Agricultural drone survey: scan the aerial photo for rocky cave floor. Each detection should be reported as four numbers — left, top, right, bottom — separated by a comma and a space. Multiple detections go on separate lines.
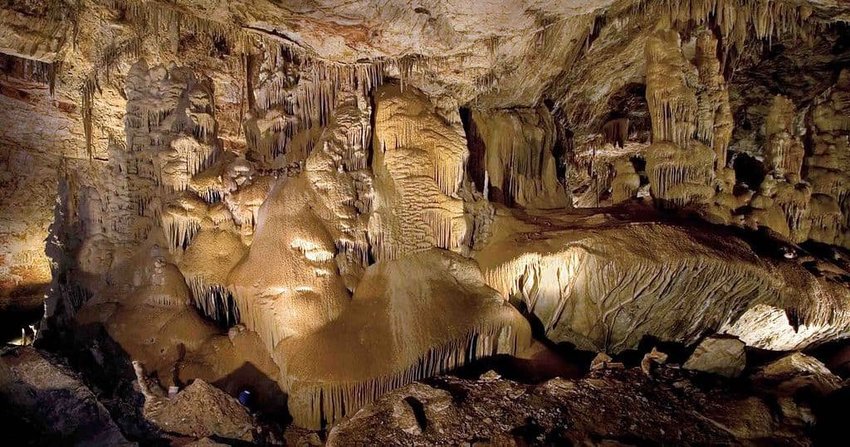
4, 326, 850, 446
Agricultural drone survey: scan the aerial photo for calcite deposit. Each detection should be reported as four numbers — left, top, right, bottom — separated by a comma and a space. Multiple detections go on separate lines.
2, 0, 850, 444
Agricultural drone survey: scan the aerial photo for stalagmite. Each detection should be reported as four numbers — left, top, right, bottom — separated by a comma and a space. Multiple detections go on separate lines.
645, 30, 697, 148
695, 30, 733, 170
805, 70, 850, 247
369, 84, 476, 261
602, 118, 629, 148
304, 89, 374, 288
228, 174, 352, 353
765, 95, 804, 179
773, 181, 812, 243
611, 159, 641, 204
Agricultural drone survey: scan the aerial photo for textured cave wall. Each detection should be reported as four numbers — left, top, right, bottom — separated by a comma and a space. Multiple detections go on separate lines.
0, 145, 56, 325
463, 106, 569, 209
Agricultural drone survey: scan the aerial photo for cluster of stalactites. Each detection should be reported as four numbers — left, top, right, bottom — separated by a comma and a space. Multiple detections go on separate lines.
160, 212, 200, 251
80, 35, 144, 156
467, 108, 569, 209
646, 141, 716, 208
108, 0, 250, 50
694, 30, 733, 170
645, 30, 698, 149
186, 277, 240, 328
119, 62, 224, 249
247, 45, 467, 164
662, 0, 818, 51
0, 53, 59, 94
256, 58, 384, 123
84, 0, 391, 167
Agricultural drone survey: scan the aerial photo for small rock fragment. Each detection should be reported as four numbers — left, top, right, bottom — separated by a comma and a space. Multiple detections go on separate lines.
479, 370, 502, 381
591, 352, 624, 370
591, 352, 613, 370
641, 347, 668, 375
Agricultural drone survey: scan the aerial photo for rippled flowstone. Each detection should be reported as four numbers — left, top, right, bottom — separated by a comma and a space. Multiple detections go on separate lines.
478, 207, 850, 353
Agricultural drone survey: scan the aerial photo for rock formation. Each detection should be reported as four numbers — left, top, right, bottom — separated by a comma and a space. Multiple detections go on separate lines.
2, 0, 850, 444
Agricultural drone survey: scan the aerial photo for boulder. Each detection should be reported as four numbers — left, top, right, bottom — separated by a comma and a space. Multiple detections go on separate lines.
684, 336, 747, 378
751, 352, 842, 397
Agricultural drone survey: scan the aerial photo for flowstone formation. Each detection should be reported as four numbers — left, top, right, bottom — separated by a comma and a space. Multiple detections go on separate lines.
3, 0, 850, 444
478, 207, 850, 353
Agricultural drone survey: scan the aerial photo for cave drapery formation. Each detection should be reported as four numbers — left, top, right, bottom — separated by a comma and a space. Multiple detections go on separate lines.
4, 0, 850, 442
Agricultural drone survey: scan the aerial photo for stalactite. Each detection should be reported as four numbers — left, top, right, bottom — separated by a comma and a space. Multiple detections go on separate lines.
186, 277, 240, 328
81, 75, 98, 158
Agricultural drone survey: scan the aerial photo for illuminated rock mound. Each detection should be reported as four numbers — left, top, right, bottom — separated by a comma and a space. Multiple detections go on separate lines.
280, 249, 531, 428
